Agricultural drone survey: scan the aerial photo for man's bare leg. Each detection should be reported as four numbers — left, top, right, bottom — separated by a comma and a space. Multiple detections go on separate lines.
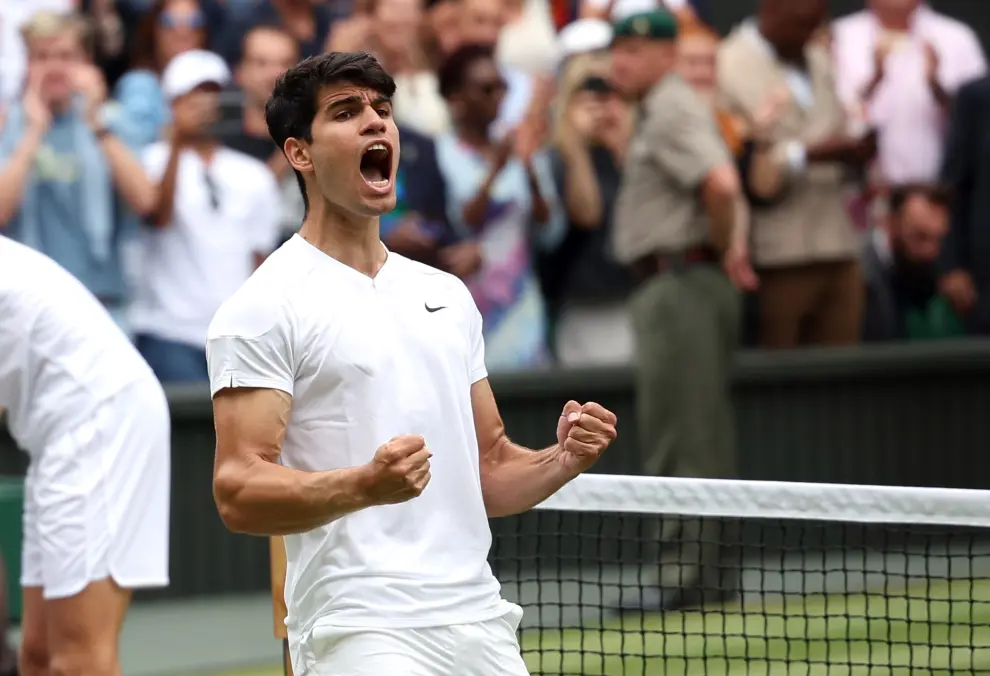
46, 578, 131, 676
19, 587, 49, 676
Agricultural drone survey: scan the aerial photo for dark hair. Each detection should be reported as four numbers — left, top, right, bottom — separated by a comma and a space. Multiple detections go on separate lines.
266, 51, 397, 216
130, 0, 208, 73
437, 43, 495, 100
888, 183, 952, 216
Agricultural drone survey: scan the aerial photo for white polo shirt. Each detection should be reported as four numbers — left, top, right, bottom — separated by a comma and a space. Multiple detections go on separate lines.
0, 236, 154, 454
206, 235, 510, 646
133, 143, 282, 348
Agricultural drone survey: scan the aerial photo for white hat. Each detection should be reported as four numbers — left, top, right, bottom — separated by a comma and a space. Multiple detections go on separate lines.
556, 19, 613, 65
161, 49, 231, 102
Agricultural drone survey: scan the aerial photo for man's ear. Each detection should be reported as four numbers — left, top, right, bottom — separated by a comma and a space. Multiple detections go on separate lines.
283, 137, 313, 174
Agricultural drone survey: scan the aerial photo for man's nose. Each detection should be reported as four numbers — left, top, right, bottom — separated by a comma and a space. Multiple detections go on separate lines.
359, 108, 387, 135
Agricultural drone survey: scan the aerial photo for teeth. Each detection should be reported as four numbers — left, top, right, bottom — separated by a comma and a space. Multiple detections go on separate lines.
368, 143, 387, 152
369, 179, 390, 188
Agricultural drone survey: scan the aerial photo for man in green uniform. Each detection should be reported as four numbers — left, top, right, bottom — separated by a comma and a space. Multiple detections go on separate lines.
610, 9, 744, 611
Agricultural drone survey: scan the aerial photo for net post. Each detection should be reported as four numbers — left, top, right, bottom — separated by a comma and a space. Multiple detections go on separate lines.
270, 536, 292, 676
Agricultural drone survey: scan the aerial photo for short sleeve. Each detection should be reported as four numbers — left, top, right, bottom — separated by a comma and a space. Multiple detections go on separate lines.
462, 285, 487, 384
648, 92, 731, 190
206, 292, 296, 397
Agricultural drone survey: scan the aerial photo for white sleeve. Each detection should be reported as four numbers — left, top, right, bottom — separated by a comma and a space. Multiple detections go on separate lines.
206, 293, 296, 397
141, 143, 169, 183
464, 287, 487, 384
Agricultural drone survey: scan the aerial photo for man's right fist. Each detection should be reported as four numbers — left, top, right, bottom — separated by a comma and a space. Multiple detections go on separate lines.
365, 435, 432, 505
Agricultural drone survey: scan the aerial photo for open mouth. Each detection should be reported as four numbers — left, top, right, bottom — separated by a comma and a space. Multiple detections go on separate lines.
359, 142, 393, 190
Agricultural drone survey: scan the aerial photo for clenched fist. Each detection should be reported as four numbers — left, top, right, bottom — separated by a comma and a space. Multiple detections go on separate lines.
554, 401, 617, 475
365, 435, 432, 505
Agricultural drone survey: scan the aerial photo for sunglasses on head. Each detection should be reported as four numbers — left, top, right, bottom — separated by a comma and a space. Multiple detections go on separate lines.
159, 10, 206, 30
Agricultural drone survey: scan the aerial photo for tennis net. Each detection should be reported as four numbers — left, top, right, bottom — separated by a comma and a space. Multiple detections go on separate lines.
489, 474, 990, 675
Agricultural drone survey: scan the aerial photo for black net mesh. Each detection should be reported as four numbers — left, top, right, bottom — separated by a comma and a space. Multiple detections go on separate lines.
490, 508, 990, 675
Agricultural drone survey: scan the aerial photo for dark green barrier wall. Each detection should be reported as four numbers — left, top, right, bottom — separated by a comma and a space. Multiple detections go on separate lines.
2, 341, 989, 600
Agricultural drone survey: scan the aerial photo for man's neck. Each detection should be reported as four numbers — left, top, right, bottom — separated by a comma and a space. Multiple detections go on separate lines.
243, 104, 269, 138
456, 123, 491, 149
298, 206, 386, 278
872, 2, 920, 31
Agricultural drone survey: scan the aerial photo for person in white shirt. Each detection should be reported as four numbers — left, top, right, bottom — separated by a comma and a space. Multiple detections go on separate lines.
0, 235, 170, 676
207, 51, 618, 676
135, 49, 283, 383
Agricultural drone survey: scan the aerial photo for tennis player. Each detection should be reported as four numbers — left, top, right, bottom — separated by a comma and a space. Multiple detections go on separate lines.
208, 51, 618, 676
0, 235, 170, 676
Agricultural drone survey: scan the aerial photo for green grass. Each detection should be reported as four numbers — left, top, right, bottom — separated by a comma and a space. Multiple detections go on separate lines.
189, 579, 990, 675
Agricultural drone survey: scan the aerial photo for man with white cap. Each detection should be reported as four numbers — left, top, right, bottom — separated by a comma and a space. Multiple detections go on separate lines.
135, 49, 283, 383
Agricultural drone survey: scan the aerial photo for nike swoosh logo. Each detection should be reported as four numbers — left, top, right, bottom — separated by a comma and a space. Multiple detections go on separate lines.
425, 304, 446, 313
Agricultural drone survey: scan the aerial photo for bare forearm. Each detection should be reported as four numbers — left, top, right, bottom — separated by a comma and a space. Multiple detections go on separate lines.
702, 189, 737, 251
525, 165, 550, 224
0, 127, 45, 226
481, 440, 573, 518
150, 143, 182, 227
101, 134, 156, 217
214, 460, 374, 536
462, 170, 498, 228
561, 146, 602, 227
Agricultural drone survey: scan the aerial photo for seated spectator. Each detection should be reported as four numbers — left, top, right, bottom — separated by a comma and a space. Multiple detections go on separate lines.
114, 0, 209, 148
212, 0, 340, 66
862, 184, 960, 341
0, 11, 155, 329
381, 125, 480, 278
135, 50, 282, 383
543, 56, 635, 366
436, 44, 564, 371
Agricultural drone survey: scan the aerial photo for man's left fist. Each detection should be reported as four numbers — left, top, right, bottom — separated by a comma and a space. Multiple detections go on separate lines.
555, 400, 618, 474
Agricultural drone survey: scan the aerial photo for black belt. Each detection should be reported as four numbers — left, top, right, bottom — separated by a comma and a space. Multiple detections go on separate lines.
629, 246, 719, 283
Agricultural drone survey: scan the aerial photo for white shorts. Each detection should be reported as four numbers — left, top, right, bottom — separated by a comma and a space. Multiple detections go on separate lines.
296, 604, 530, 676
20, 378, 171, 600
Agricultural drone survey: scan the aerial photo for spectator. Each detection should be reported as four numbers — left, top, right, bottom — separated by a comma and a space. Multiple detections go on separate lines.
212, 0, 339, 66
937, 74, 990, 334
497, 0, 558, 76
222, 25, 299, 174
334, 0, 451, 136
435, 44, 564, 371
609, 8, 742, 611
423, 0, 461, 65
543, 56, 635, 366
718, 0, 875, 349
455, 0, 536, 135
862, 183, 959, 341
114, 0, 209, 148
134, 50, 282, 383
833, 0, 986, 186
380, 125, 478, 278
0, 11, 155, 328
0, 0, 73, 105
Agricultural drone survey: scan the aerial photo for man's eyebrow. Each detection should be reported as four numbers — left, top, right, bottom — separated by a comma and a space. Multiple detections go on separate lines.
324, 95, 393, 111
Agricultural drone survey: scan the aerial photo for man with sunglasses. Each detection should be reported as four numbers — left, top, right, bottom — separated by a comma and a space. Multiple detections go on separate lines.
134, 49, 283, 383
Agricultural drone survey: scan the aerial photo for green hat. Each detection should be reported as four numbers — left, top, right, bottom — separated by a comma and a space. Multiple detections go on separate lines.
611, 9, 678, 43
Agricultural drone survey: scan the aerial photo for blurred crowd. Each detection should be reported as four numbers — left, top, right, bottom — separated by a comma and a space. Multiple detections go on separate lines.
1, 0, 989, 385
